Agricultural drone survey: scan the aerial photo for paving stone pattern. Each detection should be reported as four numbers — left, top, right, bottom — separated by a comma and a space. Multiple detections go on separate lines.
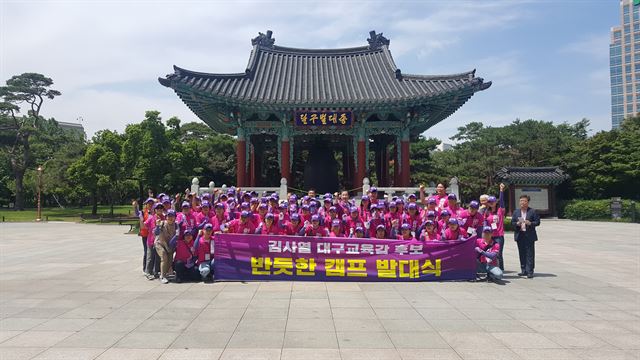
0, 221, 638, 359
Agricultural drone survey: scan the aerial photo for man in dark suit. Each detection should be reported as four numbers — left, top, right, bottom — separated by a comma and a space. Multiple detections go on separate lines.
511, 195, 540, 278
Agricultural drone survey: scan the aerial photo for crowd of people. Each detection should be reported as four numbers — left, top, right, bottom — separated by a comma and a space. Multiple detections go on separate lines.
134, 182, 540, 284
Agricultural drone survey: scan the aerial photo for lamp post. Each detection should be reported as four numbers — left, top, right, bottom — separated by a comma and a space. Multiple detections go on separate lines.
36, 166, 42, 222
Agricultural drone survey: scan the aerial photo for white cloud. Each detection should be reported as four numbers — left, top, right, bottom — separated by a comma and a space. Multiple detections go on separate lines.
560, 33, 611, 61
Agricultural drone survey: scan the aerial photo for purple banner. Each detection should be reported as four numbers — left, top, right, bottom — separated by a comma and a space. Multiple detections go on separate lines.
213, 234, 477, 282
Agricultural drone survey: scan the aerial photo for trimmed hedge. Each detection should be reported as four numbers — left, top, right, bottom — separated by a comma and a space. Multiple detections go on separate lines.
563, 199, 639, 221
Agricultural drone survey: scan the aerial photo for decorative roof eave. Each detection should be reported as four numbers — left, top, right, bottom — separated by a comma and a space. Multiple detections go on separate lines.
169, 75, 489, 111
495, 167, 569, 185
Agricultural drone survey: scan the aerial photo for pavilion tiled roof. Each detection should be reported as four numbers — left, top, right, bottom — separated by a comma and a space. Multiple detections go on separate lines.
159, 30, 491, 134
495, 167, 568, 185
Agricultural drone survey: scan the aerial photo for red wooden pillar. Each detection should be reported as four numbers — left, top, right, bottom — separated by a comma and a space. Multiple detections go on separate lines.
281, 139, 290, 183
249, 144, 256, 187
356, 139, 366, 190
393, 143, 400, 186
401, 140, 410, 186
236, 138, 246, 187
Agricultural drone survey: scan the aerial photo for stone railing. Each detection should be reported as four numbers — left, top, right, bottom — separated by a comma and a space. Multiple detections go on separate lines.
190, 176, 459, 202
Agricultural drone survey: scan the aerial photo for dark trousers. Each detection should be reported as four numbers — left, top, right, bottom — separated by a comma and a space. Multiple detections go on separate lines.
141, 236, 147, 271
492, 236, 505, 271
516, 238, 535, 274
174, 260, 200, 282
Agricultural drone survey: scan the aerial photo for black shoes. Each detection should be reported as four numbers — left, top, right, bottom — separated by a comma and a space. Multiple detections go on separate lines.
527, 273, 534, 279
518, 271, 527, 277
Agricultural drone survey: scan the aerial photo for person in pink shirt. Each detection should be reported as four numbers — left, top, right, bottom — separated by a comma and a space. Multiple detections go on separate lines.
144, 203, 164, 279
351, 226, 366, 238
225, 211, 257, 234
374, 224, 389, 240
173, 229, 199, 283
459, 201, 484, 238
394, 223, 416, 240
396, 199, 405, 216
299, 205, 312, 223
304, 215, 330, 237
196, 223, 215, 282
434, 183, 448, 210
359, 196, 372, 222
210, 203, 228, 233
368, 187, 380, 205
445, 194, 464, 218
177, 201, 197, 238
438, 209, 451, 230
418, 220, 440, 241
329, 219, 345, 238
484, 183, 506, 271
195, 201, 213, 228
475, 226, 503, 282
345, 206, 365, 235
283, 213, 305, 236
324, 206, 340, 228
405, 203, 421, 232
367, 204, 386, 238
441, 218, 466, 241
384, 201, 405, 230
256, 213, 282, 235
424, 210, 440, 233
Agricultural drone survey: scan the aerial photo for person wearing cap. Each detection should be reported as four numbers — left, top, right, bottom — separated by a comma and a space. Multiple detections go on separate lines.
438, 209, 451, 230
393, 223, 416, 240
299, 204, 312, 224
345, 206, 365, 236
350, 226, 366, 238
367, 205, 386, 238
407, 193, 418, 204
177, 201, 197, 240
406, 203, 421, 232
423, 197, 440, 216
134, 197, 155, 274
210, 203, 229, 233
476, 226, 503, 282
144, 202, 165, 279
195, 201, 213, 230
441, 218, 466, 241
416, 211, 441, 239
174, 228, 199, 283
511, 194, 540, 278
368, 186, 380, 205
329, 219, 345, 238
374, 224, 389, 240
484, 183, 506, 271
445, 193, 463, 218
323, 206, 341, 229
418, 220, 440, 241
256, 213, 282, 235
225, 211, 257, 234
154, 210, 180, 284
283, 213, 305, 236
384, 201, 407, 231
359, 196, 372, 222
459, 200, 484, 238
196, 223, 216, 281
257, 203, 269, 223
161, 196, 172, 212
304, 214, 330, 237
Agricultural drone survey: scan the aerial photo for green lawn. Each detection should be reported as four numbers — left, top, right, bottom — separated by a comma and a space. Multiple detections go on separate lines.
0, 205, 134, 222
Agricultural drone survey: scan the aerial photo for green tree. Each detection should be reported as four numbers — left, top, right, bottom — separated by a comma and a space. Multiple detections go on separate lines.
67, 130, 125, 215
0, 73, 61, 210
566, 116, 640, 199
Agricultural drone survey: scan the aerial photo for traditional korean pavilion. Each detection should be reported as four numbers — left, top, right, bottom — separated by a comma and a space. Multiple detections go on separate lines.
159, 30, 491, 193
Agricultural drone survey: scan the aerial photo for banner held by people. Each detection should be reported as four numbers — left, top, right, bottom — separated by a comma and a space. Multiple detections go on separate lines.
213, 234, 477, 282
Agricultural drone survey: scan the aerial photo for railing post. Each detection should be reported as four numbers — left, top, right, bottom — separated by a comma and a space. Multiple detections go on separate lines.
449, 177, 459, 200
279, 178, 288, 201
362, 177, 371, 195
191, 177, 200, 195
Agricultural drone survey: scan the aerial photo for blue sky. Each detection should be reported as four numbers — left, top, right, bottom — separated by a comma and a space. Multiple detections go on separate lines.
1, 1, 617, 142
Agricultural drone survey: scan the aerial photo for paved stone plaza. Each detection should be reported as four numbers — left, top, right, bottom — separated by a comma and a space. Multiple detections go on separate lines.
0, 221, 638, 360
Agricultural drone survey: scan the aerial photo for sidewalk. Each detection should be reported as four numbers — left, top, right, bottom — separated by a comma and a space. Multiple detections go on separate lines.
0, 221, 638, 359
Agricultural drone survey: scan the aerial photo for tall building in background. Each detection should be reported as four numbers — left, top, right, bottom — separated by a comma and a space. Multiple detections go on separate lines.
610, 0, 640, 129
